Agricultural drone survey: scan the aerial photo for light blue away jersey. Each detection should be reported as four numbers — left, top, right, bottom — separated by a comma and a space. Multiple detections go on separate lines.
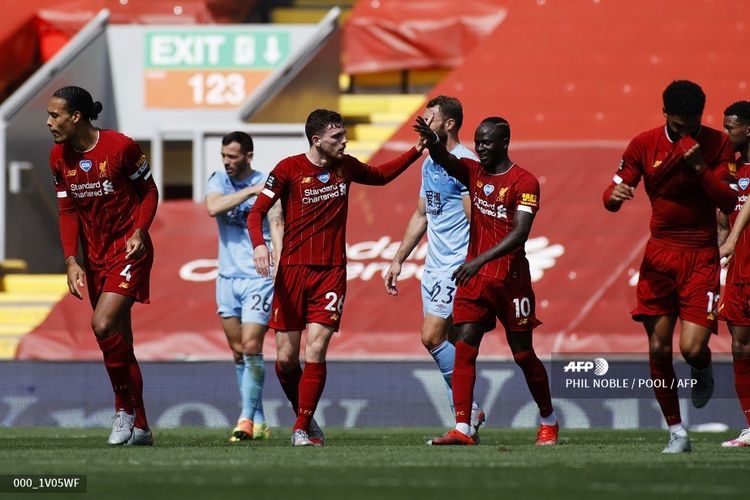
207, 169, 271, 278
419, 143, 476, 271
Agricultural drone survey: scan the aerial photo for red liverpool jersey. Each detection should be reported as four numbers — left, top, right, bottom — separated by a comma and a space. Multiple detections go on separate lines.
457, 159, 540, 281
248, 148, 421, 265
604, 125, 736, 248
50, 129, 158, 269
727, 162, 750, 284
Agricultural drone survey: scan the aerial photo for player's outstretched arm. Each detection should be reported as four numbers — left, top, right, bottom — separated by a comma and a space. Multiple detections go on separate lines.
353, 147, 423, 186
452, 211, 534, 286
385, 198, 427, 296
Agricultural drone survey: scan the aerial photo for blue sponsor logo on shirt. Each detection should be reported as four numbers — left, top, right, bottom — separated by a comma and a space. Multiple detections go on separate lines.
317, 172, 330, 183
79, 160, 92, 172
483, 184, 495, 196
739, 177, 749, 190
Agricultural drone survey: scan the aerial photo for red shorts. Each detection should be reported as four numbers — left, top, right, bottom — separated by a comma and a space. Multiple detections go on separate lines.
86, 248, 153, 307
719, 282, 750, 326
453, 274, 542, 332
270, 265, 346, 331
632, 240, 719, 332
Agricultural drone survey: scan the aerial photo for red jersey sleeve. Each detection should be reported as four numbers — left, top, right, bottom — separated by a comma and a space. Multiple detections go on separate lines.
122, 141, 159, 231
515, 172, 541, 216
248, 160, 289, 248
603, 138, 643, 210
350, 147, 421, 185
50, 151, 79, 259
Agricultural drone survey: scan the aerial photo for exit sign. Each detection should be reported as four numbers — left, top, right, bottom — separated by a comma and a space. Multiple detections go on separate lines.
144, 30, 292, 108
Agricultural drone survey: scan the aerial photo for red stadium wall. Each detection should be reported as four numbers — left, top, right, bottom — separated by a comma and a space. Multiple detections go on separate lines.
19, 0, 744, 360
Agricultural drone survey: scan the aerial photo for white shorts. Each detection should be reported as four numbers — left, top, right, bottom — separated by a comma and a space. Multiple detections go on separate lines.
216, 275, 274, 325
421, 270, 458, 319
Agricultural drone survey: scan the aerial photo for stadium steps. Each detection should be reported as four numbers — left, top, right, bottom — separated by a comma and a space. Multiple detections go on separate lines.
339, 94, 425, 162
271, 0, 354, 25
0, 274, 67, 359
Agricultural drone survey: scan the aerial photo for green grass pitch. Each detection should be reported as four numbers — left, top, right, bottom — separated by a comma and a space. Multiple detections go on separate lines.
0, 428, 746, 500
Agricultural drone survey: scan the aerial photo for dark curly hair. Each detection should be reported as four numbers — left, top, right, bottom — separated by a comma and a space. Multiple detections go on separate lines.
662, 80, 705, 116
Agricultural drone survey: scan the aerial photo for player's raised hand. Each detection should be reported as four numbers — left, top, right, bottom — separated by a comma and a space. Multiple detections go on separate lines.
682, 143, 707, 171
65, 257, 85, 300
452, 258, 484, 287
253, 245, 272, 277
384, 261, 402, 296
413, 115, 439, 145
125, 229, 146, 259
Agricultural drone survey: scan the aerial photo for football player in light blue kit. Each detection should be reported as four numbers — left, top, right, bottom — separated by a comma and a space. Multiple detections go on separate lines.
385, 96, 485, 435
206, 131, 283, 442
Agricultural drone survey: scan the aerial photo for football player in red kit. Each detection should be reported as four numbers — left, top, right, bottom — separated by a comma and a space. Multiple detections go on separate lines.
603, 81, 737, 453
48, 86, 157, 446
717, 100, 750, 447
248, 109, 423, 446
414, 114, 559, 447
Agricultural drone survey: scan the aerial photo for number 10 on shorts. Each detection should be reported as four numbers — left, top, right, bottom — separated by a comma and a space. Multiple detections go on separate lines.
513, 297, 531, 318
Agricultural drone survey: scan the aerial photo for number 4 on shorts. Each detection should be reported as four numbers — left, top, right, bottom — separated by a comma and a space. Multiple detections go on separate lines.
120, 264, 132, 282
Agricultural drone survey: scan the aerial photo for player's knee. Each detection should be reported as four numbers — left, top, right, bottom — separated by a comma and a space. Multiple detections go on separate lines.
305, 339, 327, 359
456, 330, 482, 348
679, 345, 706, 364
275, 348, 299, 369
420, 326, 445, 351
242, 338, 263, 355
648, 338, 671, 357
731, 336, 750, 359
90, 316, 117, 339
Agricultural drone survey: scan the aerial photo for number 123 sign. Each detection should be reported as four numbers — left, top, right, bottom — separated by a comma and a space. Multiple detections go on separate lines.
144, 30, 290, 108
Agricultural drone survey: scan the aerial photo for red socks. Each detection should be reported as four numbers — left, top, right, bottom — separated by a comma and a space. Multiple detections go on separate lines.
294, 362, 327, 432
276, 361, 303, 414
513, 350, 554, 418
97, 333, 133, 415
127, 346, 148, 429
733, 358, 750, 427
649, 355, 681, 426
97, 333, 148, 429
453, 341, 479, 425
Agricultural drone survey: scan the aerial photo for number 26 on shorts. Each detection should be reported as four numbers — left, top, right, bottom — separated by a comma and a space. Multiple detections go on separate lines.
324, 291, 345, 314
